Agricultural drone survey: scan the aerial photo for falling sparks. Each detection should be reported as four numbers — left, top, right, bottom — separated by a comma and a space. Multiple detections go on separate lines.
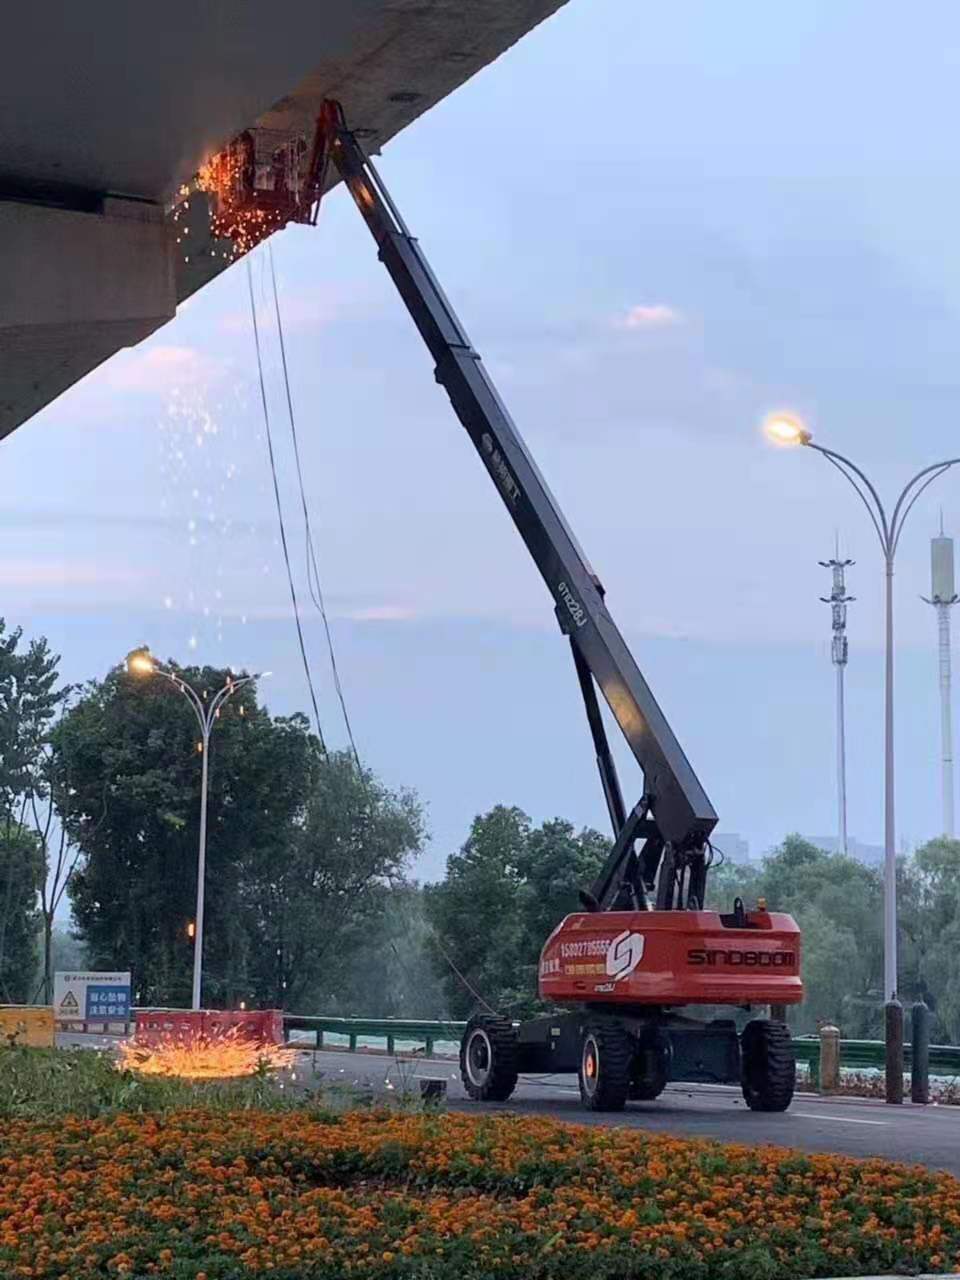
118, 1027, 296, 1080
187, 128, 315, 262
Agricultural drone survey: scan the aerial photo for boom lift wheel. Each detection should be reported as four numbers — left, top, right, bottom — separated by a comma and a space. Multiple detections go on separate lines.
629, 1028, 670, 1101
578, 1019, 633, 1111
740, 1018, 795, 1112
460, 1014, 519, 1102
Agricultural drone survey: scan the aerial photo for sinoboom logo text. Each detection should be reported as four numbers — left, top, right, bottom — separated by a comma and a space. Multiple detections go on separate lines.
687, 949, 796, 968
606, 930, 645, 981
558, 581, 587, 629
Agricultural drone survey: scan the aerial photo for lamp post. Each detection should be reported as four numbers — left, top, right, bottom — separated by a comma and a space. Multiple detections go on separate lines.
764, 413, 959, 1005
126, 649, 267, 1010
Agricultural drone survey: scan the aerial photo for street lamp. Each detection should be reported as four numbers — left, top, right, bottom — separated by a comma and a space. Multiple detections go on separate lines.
125, 648, 269, 1010
763, 414, 960, 1007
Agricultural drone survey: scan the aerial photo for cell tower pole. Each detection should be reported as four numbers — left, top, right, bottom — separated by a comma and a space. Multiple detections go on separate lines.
937, 602, 955, 838
924, 518, 957, 838
821, 546, 854, 856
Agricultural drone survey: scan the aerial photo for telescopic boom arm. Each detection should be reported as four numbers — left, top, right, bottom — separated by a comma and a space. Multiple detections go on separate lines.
311, 101, 717, 910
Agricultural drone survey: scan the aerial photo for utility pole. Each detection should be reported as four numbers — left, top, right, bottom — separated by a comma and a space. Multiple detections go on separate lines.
922, 513, 957, 838
820, 540, 854, 855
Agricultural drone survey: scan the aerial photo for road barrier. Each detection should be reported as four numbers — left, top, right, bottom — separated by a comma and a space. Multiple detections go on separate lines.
0, 1005, 54, 1048
134, 1008, 283, 1046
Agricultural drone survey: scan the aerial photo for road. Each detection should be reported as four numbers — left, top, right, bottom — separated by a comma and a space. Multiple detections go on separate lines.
300, 1047, 960, 1175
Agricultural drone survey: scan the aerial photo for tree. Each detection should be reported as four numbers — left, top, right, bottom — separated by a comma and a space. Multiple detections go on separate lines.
425, 806, 609, 1018
0, 829, 42, 1001
240, 751, 425, 1011
50, 926, 87, 974
328, 883, 447, 1019
425, 806, 528, 1019
57, 661, 319, 1007
0, 619, 66, 999
751, 835, 883, 1036
900, 837, 960, 1041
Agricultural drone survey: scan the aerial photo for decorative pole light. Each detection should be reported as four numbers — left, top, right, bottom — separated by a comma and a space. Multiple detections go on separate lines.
922, 514, 958, 838
819, 539, 854, 856
763, 413, 960, 1101
125, 648, 269, 1010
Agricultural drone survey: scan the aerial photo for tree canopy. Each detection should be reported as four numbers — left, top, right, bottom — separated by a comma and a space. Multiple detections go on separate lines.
424, 806, 609, 1018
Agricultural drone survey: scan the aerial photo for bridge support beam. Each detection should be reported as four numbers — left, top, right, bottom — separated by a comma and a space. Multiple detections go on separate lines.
0, 194, 175, 439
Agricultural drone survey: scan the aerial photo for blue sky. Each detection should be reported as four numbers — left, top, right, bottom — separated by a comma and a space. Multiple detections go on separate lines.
6, 0, 960, 878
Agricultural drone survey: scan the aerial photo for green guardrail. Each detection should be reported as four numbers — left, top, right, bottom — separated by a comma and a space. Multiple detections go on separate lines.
283, 1017, 960, 1084
283, 1016, 467, 1057
793, 1035, 960, 1079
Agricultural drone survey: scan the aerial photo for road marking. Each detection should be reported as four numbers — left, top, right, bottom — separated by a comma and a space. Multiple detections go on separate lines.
794, 1112, 888, 1126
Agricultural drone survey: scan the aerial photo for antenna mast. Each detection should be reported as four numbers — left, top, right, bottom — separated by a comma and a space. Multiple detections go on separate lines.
923, 513, 958, 837
820, 538, 854, 855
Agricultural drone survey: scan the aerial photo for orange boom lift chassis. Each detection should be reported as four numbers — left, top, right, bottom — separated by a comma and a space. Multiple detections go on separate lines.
283, 102, 800, 1112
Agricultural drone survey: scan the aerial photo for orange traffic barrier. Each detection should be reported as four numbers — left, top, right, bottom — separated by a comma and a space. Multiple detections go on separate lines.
0, 1005, 55, 1048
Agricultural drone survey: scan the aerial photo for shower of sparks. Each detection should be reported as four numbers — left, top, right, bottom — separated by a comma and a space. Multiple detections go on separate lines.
118, 1027, 296, 1080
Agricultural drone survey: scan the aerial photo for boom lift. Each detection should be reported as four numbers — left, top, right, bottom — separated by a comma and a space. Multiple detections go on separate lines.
308, 101, 802, 1112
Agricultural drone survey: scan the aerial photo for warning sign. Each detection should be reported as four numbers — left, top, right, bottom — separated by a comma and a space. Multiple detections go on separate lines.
54, 972, 131, 1024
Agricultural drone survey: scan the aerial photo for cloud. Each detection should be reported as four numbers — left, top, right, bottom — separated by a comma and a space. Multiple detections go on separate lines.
0, 559, 144, 589
101, 345, 226, 393
618, 304, 683, 331
339, 605, 418, 623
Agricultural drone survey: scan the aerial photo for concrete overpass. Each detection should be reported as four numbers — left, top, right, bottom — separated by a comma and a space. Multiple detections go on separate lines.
0, 0, 565, 440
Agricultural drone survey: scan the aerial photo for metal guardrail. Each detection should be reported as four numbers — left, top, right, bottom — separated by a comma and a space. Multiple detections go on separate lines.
793, 1035, 960, 1080
282, 1017, 960, 1084
283, 1016, 466, 1056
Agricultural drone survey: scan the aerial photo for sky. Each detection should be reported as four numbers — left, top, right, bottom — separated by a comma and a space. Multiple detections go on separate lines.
7, 0, 960, 881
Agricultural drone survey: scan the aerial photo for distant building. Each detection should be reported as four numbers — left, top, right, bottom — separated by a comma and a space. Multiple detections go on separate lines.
712, 833, 750, 864
806, 835, 883, 867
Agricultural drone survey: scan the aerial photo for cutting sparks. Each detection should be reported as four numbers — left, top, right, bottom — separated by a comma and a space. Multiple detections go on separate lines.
118, 1027, 296, 1080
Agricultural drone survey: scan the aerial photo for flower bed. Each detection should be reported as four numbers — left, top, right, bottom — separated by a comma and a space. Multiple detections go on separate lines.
2, 1108, 959, 1278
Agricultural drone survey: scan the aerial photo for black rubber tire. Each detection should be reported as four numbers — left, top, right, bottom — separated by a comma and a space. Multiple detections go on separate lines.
740, 1018, 796, 1112
460, 1014, 519, 1102
578, 1019, 633, 1112
632, 1034, 670, 1105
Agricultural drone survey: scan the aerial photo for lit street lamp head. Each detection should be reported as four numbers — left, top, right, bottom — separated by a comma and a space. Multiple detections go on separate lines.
126, 647, 155, 676
764, 412, 812, 448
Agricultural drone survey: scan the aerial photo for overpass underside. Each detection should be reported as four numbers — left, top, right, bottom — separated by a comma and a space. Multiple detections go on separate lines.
0, 0, 565, 440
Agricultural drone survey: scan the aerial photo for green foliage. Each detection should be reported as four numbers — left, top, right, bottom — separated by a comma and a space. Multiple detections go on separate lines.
0, 1046, 353, 1120
0, 620, 66, 1001
901, 836, 960, 1041
424, 806, 609, 1018
329, 883, 447, 1019
240, 750, 425, 1011
49, 926, 87, 974
0, 829, 43, 1002
0, 619, 65, 817
708, 834, 884, 1036
56, 662, 321, 1006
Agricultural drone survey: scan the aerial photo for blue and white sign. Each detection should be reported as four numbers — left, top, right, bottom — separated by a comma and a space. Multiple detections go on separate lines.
54, 972, 132, 1023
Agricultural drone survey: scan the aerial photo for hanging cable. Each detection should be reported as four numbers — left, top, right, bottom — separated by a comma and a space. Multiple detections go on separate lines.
246, 257, 327, 753
267, 242, 361, 768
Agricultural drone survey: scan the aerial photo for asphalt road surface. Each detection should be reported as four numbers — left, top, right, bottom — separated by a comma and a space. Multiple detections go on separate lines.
300, 1047, 960, 1175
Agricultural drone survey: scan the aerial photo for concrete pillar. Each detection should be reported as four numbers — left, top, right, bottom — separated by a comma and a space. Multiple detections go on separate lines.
0, 196, 176, 438
819, 1023, 841, 1093
911, 1001, 931, 1105
885, 997, 904, 1104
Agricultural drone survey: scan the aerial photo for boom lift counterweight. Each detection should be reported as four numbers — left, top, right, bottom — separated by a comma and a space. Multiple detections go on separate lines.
309, 100, 802, 1113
